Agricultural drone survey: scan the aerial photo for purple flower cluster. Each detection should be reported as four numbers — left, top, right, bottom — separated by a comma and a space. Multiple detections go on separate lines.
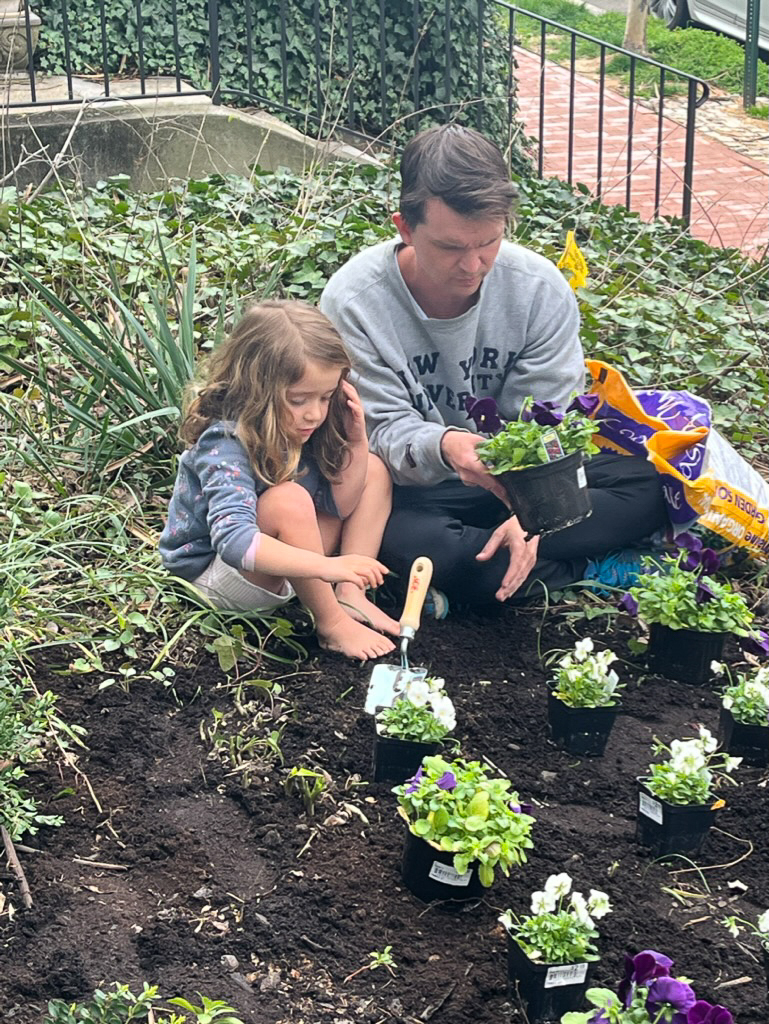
603, 950, 734, 1024
403, 766, 457, 794
675, 532, 720, 576
465, 392, 599, 434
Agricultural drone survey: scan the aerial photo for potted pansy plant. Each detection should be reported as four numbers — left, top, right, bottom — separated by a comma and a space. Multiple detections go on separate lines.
373, 676, 456, 783
562, 949, 735, 1024
469, 394, 600, 538
620, 535, 757, 685
713, 662, 769, 767
722, 908, 769, 991
393, 754, 535, 905
499, 872, 612, 1022
547, 638, 623, 756
636, 726, 741, 858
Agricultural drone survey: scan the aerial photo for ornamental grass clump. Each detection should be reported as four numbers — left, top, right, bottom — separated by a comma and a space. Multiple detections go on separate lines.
394, 755, 535, 887
562, 949, 735, 1024
550, 638, 623, 708
473, 396, 600, 472
715, 663, 769, 725
499, 872, 612, 964
644, 726, 741, 805
376, 676, 456, 743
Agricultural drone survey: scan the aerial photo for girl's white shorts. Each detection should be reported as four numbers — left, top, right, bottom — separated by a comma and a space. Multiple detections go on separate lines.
192, 555, 295, 613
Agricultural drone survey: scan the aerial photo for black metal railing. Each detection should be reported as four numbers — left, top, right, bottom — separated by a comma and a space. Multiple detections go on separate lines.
6, 0, 709, 224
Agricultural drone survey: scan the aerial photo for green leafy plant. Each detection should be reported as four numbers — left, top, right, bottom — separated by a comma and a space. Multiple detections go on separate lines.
284, 765, 331, 816
722, 908, 769, 952
713, 662, 769, 726
549, 637, 623, 708
644, 726, 740, 805
167, 995, 245, 1024
499, 872, 612, 964
476, 398, 600, 473
44, 983, 162, 1023
344, 945, 398, 983
376, 676, 456, 742
393, 755, 535, 887
626, 554, 754, 634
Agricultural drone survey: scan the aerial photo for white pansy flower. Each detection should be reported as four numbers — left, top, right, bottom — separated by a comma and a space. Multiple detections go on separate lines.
723, 917, 741, 939
587, 890, 612, 919
710, 660, 725, 675
544, 872, 573, 900
498, 909, 513, 932
406, 680, 430, 707
574, 638, 594, 660
570, 891, 594, 930
722, 695, 734, 710
431, 695, 456, 731
757, 909, 769, 933
427, 676, 446, 693
698, 725, 718, 753
531, 890, 553, 915
723, 755, 743, 773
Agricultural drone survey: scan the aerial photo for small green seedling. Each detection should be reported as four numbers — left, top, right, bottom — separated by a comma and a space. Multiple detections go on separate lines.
284, 766, 330, 816
343, 946, 398, 983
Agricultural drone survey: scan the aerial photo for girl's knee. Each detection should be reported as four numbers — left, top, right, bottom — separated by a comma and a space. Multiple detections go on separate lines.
259, 481, 316, 523
366, 452, 393, 496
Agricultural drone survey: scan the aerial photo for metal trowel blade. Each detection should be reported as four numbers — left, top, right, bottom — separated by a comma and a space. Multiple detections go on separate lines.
364, 664, 428, 715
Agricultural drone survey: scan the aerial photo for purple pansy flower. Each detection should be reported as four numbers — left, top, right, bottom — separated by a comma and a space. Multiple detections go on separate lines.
567, 394, 601, 417
688, 1001, 734, 1024
619, 592, 639, 616
508, 800, 521, 813
741, 629, 769, 658
675, 532, 703, 554
648, 977, 697, 1019
403, 766, 424, 794
529, 400, 564, 427
619, 950, 673, 1005
695, 578, 716, 604
465, 396, 502, 434
698, 547, 721, 575
436, 770, 457, 791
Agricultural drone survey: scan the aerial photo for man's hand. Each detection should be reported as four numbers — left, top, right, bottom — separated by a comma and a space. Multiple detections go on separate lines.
476, 517, 539, 601
440, 429, 509, 504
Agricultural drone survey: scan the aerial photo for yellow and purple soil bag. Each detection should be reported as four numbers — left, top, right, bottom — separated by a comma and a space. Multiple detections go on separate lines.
585, 360, 769, 560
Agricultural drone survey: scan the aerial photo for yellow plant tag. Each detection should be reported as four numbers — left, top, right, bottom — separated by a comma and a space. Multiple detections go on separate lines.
557, 230, 588, 291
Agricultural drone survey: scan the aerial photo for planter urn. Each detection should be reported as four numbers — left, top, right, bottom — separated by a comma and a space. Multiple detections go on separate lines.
507, 935, 593, 1022
547, 692, 617, 757
0, 1, 41, 71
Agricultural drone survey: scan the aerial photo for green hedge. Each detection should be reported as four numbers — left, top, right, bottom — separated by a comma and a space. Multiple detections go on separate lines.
33, 0, 532, 168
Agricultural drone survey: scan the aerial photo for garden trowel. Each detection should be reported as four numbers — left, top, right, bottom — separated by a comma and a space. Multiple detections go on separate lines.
364, 556, 433, 714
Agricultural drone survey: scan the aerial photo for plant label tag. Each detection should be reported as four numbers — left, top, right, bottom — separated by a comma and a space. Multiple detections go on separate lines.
540, 430, 565, 463
577, 465, 587, 488
544, 963, 589, 989
639, 791, 664, 824
428, 861, 472, 887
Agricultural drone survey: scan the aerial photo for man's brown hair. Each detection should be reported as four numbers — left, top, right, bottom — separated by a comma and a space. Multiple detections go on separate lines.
399, 124, 518, 226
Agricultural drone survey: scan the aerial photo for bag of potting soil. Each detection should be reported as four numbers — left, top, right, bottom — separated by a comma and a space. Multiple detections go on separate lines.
584, 360, 769, 561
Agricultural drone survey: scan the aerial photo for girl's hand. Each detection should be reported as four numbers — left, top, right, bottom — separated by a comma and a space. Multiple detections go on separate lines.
320, 554, 388, 589
340, 379, 368, 446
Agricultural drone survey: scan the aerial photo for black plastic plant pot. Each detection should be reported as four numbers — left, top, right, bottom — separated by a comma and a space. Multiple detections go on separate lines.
497, 451, 592, 539
717, 706, 769, 768
506, 935, 593, 1023
647, 623, 726, 685
400, 828, 484, 906
763, 946, 768, 993
372, 728, 439, 783
635, 779, 720, 858
547, 692, 617, 757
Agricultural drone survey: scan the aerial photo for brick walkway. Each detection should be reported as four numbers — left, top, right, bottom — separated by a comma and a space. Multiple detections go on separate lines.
512, 48, 769, 260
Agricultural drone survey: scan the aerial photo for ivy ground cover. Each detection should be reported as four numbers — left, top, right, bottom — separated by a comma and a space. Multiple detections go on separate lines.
0, 601, 767, 1023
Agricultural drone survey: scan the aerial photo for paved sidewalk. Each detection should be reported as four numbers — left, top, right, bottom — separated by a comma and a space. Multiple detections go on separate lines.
513, 48, 769, 260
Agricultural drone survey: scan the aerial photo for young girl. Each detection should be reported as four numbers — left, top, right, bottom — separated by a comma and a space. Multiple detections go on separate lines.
159, 300, 400, 660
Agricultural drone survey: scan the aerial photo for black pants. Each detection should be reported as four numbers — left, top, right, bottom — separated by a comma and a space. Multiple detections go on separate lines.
380, 453, 668, 606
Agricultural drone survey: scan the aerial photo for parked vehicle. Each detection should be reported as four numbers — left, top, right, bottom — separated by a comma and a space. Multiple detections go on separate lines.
650, 0, 769, 52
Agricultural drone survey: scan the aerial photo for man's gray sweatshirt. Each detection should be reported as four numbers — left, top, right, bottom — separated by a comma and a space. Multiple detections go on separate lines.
320, 238, 584, 487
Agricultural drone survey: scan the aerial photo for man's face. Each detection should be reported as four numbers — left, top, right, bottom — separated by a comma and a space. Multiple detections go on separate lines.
393, 197, 505, 304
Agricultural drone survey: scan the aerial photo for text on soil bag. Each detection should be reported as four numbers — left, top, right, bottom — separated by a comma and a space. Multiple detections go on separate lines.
638, 791, 664, 824
428, 861, 472, 886
544, 963, 589, 988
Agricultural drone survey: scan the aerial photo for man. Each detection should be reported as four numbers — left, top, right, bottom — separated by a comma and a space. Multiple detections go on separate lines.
320, 124, 667, 607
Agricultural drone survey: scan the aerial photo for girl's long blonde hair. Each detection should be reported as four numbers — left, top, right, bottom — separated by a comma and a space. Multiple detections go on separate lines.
181, 300, 352, 486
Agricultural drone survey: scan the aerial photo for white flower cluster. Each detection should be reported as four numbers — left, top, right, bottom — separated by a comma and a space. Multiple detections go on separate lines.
553, 637, 621, 704
668, 726, 742, 783
404, 676, 456, 732
528, 872, 612, 930
719, 664, 769, 714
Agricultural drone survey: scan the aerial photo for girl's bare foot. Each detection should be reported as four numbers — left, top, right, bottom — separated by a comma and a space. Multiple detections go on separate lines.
335, 583, 401, 636
317, 609, 396, 660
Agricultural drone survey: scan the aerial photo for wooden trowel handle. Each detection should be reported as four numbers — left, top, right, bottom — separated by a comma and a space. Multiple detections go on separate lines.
400, 557, 434, 634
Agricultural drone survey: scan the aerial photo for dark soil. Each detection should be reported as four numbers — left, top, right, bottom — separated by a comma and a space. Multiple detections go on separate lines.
1, 603, 768, 1023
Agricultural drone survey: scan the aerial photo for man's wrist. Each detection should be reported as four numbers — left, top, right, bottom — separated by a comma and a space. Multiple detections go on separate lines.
439, 427, 471, 470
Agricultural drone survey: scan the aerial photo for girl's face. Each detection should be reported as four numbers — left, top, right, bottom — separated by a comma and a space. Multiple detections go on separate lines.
284, 360, 344, 442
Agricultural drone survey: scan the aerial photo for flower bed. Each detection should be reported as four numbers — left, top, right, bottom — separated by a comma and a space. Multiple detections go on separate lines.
0, 605, 766, 1023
